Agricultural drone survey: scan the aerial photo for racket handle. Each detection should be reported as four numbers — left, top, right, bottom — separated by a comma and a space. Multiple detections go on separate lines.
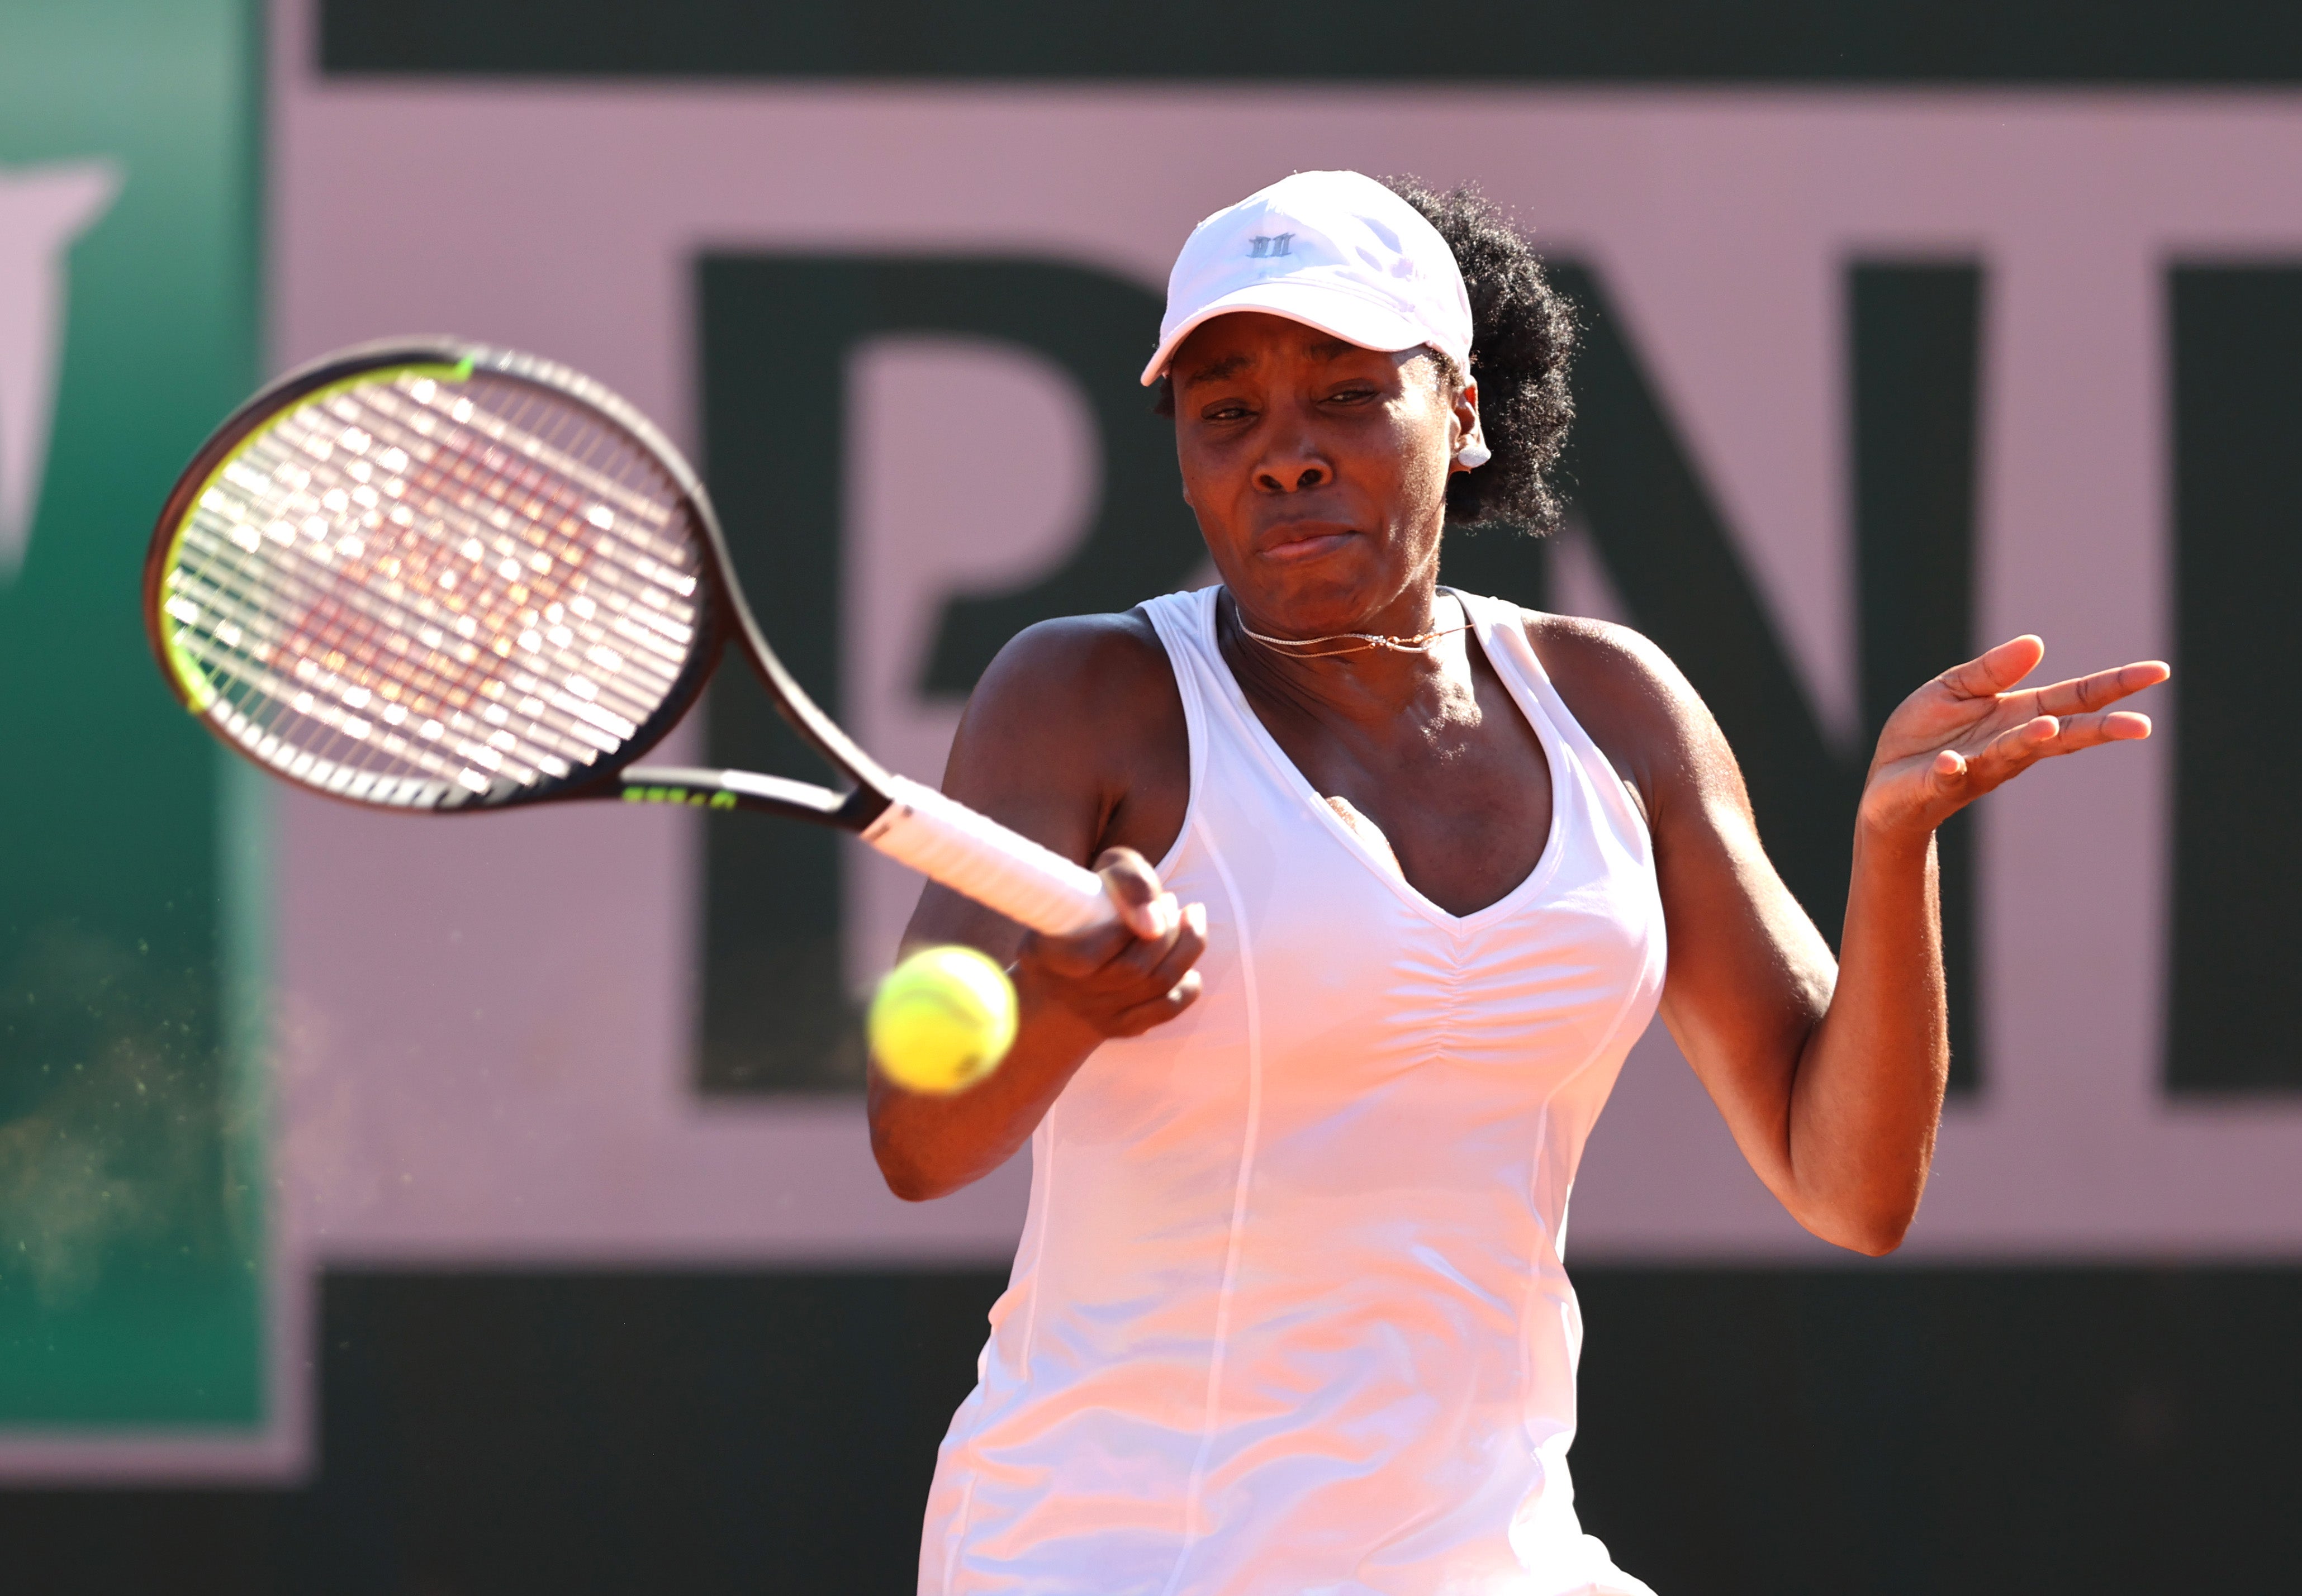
862, 777, 1121, 937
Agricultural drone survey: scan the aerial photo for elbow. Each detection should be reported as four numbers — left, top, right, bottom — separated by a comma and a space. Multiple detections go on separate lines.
868, 1119, 969, 1203
867, 1087, 942, 1201
1805, 1201, 1916, 1258
1778, 1142, 1928, 1256
882, 1169, 948, 1204
1841, 1220, 1910, 1258
866, 1075, 1028, 1203
871, 1138, 952, 1203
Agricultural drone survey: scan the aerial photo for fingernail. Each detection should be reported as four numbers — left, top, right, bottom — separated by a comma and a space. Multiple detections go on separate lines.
1185, 901, 1207, 937
1146, 894, 1180, 938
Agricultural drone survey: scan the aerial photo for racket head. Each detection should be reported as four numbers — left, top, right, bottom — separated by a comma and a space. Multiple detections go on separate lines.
145, 340, 727, 812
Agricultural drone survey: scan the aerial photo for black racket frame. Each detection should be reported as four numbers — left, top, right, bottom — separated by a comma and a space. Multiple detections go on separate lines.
145, 339, 896, 831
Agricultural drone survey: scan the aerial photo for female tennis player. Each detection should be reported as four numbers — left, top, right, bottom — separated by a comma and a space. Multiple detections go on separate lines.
870, 171, 2166, 1595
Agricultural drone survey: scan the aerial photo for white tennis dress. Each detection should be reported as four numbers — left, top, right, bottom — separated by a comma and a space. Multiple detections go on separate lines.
920, 587, 1668, 1596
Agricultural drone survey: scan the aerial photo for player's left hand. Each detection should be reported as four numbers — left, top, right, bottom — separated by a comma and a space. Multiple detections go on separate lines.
1859, 635, 2170, 837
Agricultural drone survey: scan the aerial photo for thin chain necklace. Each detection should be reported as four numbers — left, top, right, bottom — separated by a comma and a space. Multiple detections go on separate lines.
1233, 596, 1471, 659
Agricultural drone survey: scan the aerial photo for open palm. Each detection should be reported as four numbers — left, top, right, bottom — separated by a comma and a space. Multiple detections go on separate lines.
1862, 635, 2170, 836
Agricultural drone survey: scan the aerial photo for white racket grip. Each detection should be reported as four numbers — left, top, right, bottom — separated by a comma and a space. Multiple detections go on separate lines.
862, 776, 1120, 937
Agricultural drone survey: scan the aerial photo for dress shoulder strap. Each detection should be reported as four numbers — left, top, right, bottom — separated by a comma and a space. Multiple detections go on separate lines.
1136, 588, 1221, 717
1451, 589, 1654, 857
1131, 588, 1223, 874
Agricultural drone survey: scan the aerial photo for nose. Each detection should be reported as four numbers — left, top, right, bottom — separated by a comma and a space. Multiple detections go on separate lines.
1254, 407, 1329, 494
1257, 462, 1327, 493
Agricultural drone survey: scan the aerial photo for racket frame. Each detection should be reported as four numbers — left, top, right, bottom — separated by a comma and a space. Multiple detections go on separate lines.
144, 339, 896, 830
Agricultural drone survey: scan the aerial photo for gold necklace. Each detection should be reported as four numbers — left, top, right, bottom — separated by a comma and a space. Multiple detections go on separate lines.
1233, 598, 1471, 659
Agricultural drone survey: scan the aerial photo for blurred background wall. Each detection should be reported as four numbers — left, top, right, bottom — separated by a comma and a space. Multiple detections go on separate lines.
4, 1, 2300, 1590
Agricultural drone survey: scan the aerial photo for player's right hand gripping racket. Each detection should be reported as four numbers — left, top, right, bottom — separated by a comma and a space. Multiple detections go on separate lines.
143, 339, 1120, 938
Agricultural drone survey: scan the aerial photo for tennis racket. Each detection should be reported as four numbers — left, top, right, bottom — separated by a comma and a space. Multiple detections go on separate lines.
143, 338, 1119, 937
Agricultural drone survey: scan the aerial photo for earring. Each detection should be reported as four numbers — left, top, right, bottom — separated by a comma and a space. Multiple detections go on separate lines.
1455, 439, 1492, 469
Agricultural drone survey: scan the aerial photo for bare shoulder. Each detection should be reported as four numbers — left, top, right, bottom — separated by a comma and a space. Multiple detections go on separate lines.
943, 606, 1188, 863
962, 608, 1180, 749
1516, 610, 1739, 822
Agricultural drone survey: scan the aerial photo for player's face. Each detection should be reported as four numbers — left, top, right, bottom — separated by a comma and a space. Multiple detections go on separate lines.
1169, 311, 1472, 635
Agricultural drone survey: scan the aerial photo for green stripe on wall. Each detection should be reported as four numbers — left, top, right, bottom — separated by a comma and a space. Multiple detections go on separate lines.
320, 0, 2302, 82
0, 0, 266, 1428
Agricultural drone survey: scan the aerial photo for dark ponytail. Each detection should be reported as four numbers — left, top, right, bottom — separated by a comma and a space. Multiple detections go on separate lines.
1381, 177, 1578, 536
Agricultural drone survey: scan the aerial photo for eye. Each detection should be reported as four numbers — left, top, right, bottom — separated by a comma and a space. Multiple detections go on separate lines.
1323, 383, 1379, 406
1200, 401, 1252, 423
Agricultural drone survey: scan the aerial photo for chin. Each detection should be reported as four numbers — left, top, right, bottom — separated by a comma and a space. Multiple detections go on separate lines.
1242, 556, 1393, 626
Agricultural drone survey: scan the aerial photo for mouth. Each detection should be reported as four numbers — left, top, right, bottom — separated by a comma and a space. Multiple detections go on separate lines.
1258, 523, 1358, 564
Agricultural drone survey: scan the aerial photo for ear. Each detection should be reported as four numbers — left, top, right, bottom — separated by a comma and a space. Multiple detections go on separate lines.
1448, 378, 1489, 474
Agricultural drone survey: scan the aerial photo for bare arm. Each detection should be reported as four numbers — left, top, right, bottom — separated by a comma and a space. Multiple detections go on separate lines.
1544, 623, 2167, 1255
866, 613, 1206, 1201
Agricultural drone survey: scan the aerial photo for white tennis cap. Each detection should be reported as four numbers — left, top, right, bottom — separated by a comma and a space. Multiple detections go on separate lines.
1141, 170, 1474, 388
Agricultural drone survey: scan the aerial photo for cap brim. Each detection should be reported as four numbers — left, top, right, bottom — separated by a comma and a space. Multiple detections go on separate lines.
1138, 282, 1432, 387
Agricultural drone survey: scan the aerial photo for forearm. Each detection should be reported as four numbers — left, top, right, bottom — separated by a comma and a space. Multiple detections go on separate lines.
1786, 821, 1949, 1252
868, 983, 1104, 1201
1650, 633, 2159, 1256
867, 866, 1204, 1201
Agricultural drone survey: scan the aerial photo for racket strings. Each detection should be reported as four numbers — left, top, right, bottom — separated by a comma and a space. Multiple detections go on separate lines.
169, 507, 624, 785
305, 377, 697, 763
281, 395, 693, 702
181, 398, 674, 770
159, 367, 710, 806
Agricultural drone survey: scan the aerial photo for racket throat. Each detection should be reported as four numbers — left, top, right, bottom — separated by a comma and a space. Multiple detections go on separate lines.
617, 764, 889, 826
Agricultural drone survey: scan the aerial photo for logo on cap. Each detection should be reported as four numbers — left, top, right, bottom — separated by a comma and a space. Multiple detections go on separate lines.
1247, 233, 1295, 259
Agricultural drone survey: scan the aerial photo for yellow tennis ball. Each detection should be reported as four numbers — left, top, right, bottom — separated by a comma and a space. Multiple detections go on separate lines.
868, 946, 1018, 1095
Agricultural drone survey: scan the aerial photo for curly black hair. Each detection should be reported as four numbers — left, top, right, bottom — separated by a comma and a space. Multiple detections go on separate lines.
1379, 177, 1578, 535
1152, 179, 1577, 535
